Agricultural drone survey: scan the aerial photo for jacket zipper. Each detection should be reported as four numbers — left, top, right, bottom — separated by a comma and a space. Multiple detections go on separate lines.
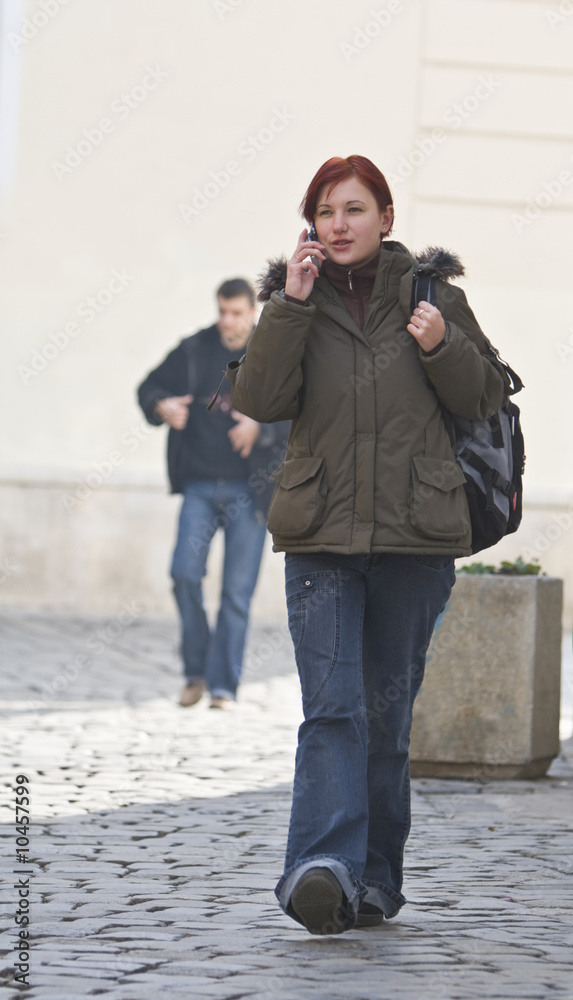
347, 269, 353, 291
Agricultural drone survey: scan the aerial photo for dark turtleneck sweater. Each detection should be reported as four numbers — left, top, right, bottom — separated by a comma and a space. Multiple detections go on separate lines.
322, 251, 380, 330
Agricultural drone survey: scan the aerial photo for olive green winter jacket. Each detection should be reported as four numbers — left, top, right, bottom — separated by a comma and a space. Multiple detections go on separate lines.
227, 241, 505, 556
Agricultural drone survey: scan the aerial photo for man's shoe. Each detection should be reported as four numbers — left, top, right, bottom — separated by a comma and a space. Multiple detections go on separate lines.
356, 902, 384, 928
209, 697, 236, 711
178, 681, 206, 707
290, 867, 351, 935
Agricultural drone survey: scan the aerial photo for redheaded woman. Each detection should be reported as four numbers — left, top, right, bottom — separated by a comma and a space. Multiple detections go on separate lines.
228, 155, 505, 934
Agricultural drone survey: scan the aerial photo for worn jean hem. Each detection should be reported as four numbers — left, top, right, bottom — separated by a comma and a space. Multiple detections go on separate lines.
275, 856, 366, 924
210, 687, 236, 701
361, 878, 407, 919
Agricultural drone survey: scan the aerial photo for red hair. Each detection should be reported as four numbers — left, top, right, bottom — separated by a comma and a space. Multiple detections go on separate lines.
300, 155, 394, 233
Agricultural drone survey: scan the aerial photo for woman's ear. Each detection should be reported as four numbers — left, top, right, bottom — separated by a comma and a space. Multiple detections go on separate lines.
380, 204, 394, 235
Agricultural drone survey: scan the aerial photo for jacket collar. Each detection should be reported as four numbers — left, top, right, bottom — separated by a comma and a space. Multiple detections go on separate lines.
256, 243, 464, 343
313, 242, 414, 344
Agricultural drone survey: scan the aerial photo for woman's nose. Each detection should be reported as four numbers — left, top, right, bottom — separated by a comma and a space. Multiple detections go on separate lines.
332, 215, 347, 232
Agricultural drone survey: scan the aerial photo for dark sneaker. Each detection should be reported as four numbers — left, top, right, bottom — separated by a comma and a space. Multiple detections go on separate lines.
356, 902, 384, 928
290, 867, 352, 935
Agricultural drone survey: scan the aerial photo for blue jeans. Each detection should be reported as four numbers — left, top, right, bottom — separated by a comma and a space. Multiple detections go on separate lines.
170, 480, 267, 700
276, 552, 455, 927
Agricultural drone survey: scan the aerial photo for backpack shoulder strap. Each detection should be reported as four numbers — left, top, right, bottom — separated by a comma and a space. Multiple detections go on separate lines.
411, 271, 524, 398
410, 271, 436, 312
486, 345, 524, 396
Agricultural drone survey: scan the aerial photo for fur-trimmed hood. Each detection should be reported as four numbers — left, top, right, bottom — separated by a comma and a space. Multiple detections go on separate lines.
256, 244, 464, 302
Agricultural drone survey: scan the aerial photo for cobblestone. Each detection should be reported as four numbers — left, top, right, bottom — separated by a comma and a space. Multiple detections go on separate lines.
1, 611, 572, 999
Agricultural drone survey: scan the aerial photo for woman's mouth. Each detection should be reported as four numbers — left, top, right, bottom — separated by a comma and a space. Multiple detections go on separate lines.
332, 240, 352, 248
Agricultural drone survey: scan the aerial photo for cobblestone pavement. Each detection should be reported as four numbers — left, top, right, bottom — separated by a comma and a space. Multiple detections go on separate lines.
1, 611, 573, 1000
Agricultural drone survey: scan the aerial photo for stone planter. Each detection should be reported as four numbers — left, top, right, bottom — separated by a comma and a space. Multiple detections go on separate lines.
410, 574, 563, 779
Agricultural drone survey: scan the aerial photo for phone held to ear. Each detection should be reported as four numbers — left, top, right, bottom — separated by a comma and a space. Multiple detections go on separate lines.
306, 223, 321, 271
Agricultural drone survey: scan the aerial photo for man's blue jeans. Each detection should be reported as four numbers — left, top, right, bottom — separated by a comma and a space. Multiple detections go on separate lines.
171, 480, 267, 700
276, 551, 455, 927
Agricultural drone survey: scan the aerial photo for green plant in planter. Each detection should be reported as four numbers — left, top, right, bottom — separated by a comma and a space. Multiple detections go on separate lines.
457, 557, 544, 576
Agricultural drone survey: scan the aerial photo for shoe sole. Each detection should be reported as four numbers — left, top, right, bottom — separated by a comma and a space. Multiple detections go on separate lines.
356, 911, 384, 928
290, 869, 347, 935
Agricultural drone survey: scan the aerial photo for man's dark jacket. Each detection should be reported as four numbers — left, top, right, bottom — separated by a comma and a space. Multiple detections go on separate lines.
137, 325, 290, 516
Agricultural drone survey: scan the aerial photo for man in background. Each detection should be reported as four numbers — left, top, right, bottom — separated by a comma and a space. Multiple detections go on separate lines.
138, 278, 288, 710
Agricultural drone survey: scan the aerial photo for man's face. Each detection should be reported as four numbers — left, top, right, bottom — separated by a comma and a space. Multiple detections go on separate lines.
217, 295, 256, 350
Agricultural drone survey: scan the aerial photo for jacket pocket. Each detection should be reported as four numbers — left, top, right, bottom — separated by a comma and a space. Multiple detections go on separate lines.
267, 457, 327, 539
410, 456, 469, 541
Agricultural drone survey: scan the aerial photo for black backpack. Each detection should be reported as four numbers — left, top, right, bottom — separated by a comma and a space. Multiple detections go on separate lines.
411, 271, 525, 555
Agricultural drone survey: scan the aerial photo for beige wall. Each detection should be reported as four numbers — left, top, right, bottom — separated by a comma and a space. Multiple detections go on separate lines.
1, 0, 572, 624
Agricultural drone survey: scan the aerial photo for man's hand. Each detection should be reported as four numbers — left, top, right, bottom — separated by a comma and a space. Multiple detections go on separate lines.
407, 301, 446, 353
155, 394, 193, 429
228, 410, 260, 458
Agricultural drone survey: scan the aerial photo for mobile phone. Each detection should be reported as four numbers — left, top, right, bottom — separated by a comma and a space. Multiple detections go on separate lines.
306, 223, 321, 270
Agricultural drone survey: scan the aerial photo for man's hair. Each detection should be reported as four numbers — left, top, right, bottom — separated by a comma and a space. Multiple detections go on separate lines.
216, 278, 255, 306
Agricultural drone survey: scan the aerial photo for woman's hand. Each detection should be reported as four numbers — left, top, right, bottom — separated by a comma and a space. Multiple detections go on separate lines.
284, 229, 326, 302
407, 301, 446, 353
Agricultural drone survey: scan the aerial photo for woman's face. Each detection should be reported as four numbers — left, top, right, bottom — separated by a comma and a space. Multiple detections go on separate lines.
314, 176, 394, 269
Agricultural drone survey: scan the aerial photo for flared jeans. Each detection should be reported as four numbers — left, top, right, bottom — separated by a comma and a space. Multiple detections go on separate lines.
276, 551, 455, 926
